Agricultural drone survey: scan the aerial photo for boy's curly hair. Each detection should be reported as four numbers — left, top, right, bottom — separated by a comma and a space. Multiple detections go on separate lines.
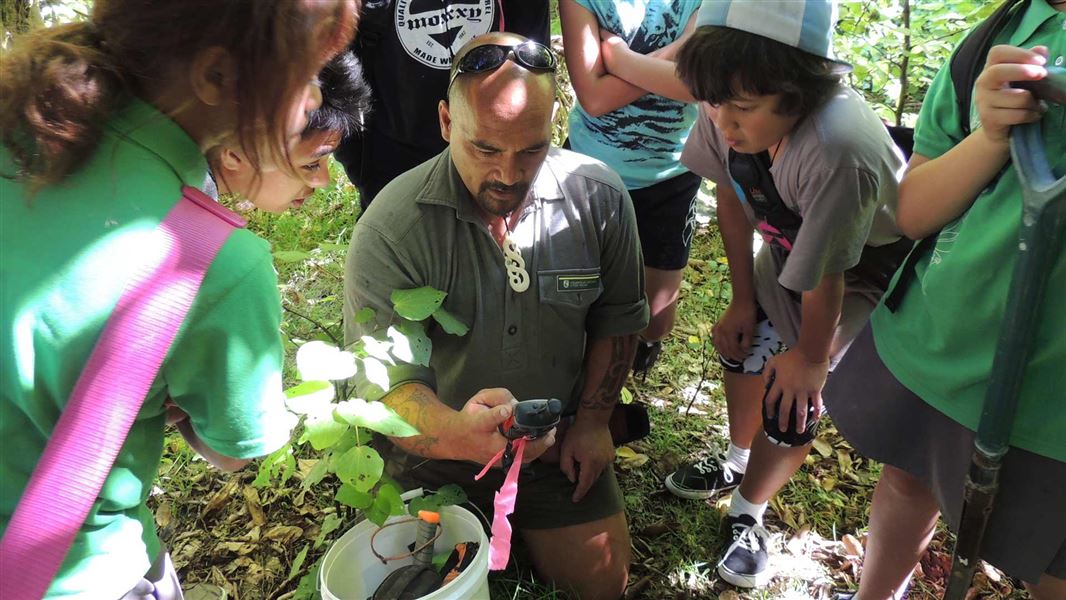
676, 26, 843, 116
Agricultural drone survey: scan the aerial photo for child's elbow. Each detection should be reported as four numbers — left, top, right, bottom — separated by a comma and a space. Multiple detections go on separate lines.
895, 185, 935, 240
576, 94, 612, 118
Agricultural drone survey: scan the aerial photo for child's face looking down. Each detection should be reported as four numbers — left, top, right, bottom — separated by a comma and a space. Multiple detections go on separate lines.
214, 129, 339, 213
706, 93, 801, 155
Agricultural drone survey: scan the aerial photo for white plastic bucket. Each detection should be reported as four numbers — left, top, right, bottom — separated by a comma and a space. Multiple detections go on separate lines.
319, 504, 490, 600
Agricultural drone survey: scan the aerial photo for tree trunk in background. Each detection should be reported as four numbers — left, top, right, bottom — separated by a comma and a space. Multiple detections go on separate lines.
895, 0, 911, 126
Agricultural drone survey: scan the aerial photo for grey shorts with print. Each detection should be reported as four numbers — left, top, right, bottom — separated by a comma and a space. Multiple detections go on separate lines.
717, 305, 787, 376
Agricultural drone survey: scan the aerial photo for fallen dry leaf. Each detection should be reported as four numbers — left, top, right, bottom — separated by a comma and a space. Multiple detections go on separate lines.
243, 486, 266, 527
201, 479, 239, 519
155, 501, 172, 529
812, 437, 833, 458
615, 445, 650, 470
264, 525, 304, 545
842, 534, 864, 559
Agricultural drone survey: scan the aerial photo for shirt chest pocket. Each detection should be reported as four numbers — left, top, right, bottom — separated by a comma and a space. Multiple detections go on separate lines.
538, 267, 603, 308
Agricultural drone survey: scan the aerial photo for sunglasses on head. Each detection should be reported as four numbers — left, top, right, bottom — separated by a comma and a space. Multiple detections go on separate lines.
447, 41, 557, 93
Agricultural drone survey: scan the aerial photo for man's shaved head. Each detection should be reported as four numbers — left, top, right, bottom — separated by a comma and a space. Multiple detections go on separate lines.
440, 33, 556, 218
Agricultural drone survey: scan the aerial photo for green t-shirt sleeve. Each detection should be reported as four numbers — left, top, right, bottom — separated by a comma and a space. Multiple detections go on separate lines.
586, 187, 650, 338
163, 235, 295, 459
912, 55, 968, 160
343, 223, 437, 401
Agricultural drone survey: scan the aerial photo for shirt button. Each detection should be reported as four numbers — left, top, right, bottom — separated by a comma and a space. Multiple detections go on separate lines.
1055, 56, 1065, 67
508, 325, 518, 335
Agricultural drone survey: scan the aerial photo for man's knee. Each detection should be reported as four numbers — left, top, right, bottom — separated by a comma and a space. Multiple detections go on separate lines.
879, 464, 933, 500
1025, 573, 1066, 600
523, 514, 632, 600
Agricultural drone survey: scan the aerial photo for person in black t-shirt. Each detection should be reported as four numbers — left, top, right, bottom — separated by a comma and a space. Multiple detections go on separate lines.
335, 0, 550, 211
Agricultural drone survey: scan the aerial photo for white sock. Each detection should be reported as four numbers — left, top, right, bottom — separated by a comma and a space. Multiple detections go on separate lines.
727, 488, 768, 524
723, 442, 750, 474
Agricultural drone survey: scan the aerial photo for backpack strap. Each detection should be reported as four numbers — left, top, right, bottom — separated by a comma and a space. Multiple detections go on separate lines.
950, 0, 1029, 136
727, 148, 802, 251
887, 0, 1027, 312
0, 186, 244, 599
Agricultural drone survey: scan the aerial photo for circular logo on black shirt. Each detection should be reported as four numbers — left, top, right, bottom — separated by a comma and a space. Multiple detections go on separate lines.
395, 0, 496, 69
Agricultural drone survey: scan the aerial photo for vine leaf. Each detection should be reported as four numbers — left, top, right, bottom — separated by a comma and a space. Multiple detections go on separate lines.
334, 445, 384, 492
391, 287, 447, 321
391, 322, 431, 367
296, 341, 357, 382
432, 306, 469, 336
336, 483, 372, 509
335, 399, 419, 437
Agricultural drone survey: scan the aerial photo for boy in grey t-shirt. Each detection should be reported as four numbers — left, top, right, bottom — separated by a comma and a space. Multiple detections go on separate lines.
662, 0, 905, 588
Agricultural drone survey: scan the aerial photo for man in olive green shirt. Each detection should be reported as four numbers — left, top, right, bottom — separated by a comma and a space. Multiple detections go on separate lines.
344, 33, 648, 600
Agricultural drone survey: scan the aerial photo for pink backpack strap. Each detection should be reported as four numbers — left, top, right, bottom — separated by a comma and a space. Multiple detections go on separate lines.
0, 186, 245, 599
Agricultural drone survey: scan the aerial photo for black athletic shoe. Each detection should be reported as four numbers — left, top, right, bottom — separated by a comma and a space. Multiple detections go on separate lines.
631, 340, 662, 378
717, 514, 771, 588
664, 456, 744, 500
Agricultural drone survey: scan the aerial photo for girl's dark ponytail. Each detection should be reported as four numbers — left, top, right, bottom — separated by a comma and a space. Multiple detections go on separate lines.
1, 21, 130, 193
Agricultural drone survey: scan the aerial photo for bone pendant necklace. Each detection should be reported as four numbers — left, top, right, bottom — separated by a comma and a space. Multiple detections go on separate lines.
502, 229, 529, 292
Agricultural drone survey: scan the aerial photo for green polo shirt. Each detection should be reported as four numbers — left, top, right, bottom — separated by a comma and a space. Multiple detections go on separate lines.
344, 147, 649, 412
0, 99, 295, 598
870, 0, 1066, 461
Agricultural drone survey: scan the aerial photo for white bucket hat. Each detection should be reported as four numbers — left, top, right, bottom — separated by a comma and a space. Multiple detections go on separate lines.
696, 0, 852, 73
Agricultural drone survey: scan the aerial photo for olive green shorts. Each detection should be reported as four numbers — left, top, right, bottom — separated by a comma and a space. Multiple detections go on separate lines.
385, 447, 625, 531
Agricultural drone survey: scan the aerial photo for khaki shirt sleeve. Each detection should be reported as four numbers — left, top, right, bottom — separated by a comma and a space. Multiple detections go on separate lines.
586, 186, 650, 338
778, 167, 881, 292
344, 222, 437, 401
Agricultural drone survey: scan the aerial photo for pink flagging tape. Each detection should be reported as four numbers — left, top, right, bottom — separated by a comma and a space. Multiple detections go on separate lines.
473, 438, 527, 571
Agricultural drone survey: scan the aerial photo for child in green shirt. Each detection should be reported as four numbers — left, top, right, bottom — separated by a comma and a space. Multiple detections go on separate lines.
825, 1, 1066, 598
0, 2, 355, 597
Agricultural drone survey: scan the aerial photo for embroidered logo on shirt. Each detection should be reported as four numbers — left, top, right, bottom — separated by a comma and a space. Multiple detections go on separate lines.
557, 275, 600, 292
395, 0, 495, 69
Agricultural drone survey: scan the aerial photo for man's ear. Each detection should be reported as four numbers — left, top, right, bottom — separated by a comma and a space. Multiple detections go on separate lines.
189, 46, 237, 107
439, 99, 452, 143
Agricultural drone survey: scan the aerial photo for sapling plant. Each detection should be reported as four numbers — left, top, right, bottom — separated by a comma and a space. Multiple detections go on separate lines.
255, 286, 470, 526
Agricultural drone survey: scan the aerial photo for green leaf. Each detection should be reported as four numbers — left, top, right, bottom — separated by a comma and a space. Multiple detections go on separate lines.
296, 341, 357, 382
300, 455, 331, 490
334, 445, 384, 492
366, 482, 405, 526
334, 399, 419, 437
314, 513, 345, 549
293, 558, 322, 600
407, 483, 468, 516
335, 483, 372, 509
288, 544, 309, 579
360, 335, 395, 363
362, 356, 392, 392
391, 287, 447, 321
300, 412, 349, 451
389, 322, 431, 367
253, 444, 291, 487
353, 306, 376, 324
620, 386, 633, 405
431, 306, 469, 336
284, 380, 334, 414
274, 250, 311, 263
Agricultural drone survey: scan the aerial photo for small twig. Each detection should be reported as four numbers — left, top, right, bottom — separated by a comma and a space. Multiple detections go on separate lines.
685, 341, 709, 415
282, 304, 342, 347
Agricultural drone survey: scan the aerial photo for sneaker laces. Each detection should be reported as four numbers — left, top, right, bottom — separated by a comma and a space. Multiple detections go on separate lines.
692, 457, 739, 485
692, 456, 726, 476
729, 520, 770, 554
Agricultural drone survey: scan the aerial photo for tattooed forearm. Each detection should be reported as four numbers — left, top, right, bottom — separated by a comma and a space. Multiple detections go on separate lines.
382, 383, 444, 458
580, 335, 637, 412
